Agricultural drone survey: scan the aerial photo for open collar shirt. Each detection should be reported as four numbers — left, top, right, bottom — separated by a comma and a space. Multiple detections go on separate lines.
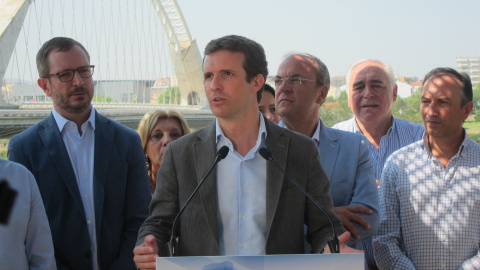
332, 117, 424, 180
52, 108, 98, 270
373, 133, 480, 270
215, 113, 267, 255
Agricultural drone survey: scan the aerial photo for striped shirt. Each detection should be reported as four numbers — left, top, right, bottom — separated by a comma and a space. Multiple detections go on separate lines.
332, 117, 424, 180
373, 134, 480, 270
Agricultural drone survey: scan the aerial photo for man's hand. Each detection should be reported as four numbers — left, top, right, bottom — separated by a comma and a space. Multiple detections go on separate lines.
133, 235, 159, 270
334, 205, 372, 240
325, 231, 364, 254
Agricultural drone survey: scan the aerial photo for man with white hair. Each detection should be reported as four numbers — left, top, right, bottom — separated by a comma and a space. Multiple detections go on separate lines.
333, 59, 424, 269
333, 59, 424, 186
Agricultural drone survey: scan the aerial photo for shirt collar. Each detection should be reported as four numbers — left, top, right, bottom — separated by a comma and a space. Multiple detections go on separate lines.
422, 129, 469, 158
311, 118, 321, 146
353, 115, 395, 135
215, 112, 268, 152
52, 107, 96, 132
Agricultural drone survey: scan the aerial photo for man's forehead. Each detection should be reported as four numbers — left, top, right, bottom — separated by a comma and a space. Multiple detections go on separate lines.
277, 55, 316, 76
424, 73, 462, 91
203, 50, 245, 70
351, 63, 388, 83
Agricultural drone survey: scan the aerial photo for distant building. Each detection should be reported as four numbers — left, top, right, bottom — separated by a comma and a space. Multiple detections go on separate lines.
457, 57, 480, 87
331, 76, 346, 87
396, 81, 413, 98
397, 76, 418, 84
11, 83, 48, 103
327, 85, 341, 99
410, 82, 423, 94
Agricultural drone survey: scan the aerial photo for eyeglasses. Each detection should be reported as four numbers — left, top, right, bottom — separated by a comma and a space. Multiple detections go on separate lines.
274, 76, 317, 87
44, 65, 95, 82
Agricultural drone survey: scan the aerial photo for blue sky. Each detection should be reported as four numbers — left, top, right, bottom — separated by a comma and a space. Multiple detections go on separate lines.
179, 0, 480, 79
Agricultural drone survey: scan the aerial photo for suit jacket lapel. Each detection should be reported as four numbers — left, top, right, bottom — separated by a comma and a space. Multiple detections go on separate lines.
318, 120, 338, 181
93, 112, 113, 235
39, 114, 86, 220
193, 122, 220, 248
264, 119, 289, 240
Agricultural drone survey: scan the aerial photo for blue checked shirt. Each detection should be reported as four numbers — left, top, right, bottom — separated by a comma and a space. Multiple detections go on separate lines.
373, 134, 480, 270
332, 117, 424, 180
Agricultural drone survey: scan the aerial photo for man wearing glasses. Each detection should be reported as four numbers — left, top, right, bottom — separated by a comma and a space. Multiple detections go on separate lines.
8, 37, 151, 270
275, 54, 379, 255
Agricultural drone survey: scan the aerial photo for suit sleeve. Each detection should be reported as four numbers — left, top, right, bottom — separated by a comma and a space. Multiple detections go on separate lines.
109, 133, 151, 270
306, 141, 345, 252
136, 143, 177, 256
25, 169, 57, 270
347, 138, 379, 241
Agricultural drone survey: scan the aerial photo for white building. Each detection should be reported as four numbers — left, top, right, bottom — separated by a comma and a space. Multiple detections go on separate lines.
457, 57, 480, 86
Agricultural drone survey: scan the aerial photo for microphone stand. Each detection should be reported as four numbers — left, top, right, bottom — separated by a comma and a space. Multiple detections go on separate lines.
259, 148, 340, 253
167, 146, 229, 257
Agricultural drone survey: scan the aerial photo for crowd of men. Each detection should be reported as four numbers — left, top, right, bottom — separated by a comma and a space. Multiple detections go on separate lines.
0, 34, 478, 270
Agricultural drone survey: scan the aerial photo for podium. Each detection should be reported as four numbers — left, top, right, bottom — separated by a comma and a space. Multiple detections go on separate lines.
157, 254, 364, 269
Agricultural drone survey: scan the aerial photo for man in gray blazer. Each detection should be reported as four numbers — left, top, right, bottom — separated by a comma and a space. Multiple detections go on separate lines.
133, 35, 346, 269
274, 53, 379, 251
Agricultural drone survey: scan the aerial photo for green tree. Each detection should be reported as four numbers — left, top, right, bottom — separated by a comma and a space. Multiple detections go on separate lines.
392, 90, 422, 123
93, 94, 113, 103
318, 91, 353, 127
473, 83, 480, 114
158, 86, 181, 104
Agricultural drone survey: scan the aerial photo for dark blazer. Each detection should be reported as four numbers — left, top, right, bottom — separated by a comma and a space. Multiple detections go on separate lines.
8, 111, 151, 270
137, 117, 344, 256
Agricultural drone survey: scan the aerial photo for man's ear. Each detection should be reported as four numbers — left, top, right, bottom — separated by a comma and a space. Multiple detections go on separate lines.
316, 84, 329, 105
37, 78, 52, 97
392, 84, 398, 102
252, 74, 266, 94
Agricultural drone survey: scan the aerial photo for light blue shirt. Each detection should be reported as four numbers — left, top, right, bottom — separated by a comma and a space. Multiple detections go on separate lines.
52, 108, 98, 270
332, 117, 424, 180
215, 113, 267, 255
0, 158, 56, 270
374, 134, 480, 270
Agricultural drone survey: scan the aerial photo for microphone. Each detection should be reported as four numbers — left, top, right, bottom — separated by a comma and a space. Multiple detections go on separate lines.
167, 145, 230, 257
258, 147, 340, 253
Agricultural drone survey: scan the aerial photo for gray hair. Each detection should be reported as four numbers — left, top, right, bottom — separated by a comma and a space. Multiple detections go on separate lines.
346, 59, 395, 93
283, 53, 330, 86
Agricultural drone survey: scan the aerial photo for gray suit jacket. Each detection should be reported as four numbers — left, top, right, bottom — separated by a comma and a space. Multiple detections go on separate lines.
137, 117, 344, 256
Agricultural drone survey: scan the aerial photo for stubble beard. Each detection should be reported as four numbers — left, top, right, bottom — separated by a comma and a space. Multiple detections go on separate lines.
51, 83, 93, 114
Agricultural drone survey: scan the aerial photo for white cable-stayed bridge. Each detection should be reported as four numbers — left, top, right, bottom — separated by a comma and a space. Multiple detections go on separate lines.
0, 0, 214, 138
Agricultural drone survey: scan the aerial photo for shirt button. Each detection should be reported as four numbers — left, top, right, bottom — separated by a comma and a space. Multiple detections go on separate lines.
444, 187, 448, 191
242, 161, 245, 165
441, 236, 446, 242
84, 195, 88, 199
241, 243, 246, 248
441, 263, 446, 267
443, 211, 447, 214
87, 220, 91, 225
242, 187, 246, 192
78, 142, 81, 146
242, 215, 247, 220
80, 168, 85, 173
